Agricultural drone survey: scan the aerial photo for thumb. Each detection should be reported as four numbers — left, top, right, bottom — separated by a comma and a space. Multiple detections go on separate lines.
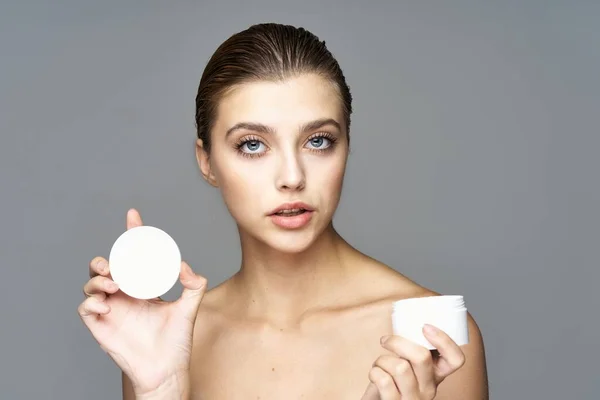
126, 208, 144, 230
176, 261, 208, 319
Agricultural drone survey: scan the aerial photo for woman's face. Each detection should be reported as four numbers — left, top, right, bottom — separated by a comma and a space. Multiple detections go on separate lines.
196, 73, 349, 253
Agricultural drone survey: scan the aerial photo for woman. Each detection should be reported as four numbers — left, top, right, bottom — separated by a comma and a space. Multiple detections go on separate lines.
78, 23, 488, 399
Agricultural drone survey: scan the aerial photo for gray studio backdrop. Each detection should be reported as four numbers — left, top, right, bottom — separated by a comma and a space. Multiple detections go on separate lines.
1, 1, 598, 399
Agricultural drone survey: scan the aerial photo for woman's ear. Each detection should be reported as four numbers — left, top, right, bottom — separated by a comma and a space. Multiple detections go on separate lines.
196, 139, 218, 187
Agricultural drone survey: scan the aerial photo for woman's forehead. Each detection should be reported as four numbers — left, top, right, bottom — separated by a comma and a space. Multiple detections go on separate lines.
215, 74, 344, 131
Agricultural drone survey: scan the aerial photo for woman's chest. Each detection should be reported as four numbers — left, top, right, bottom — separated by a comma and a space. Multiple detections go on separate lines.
189, 318, 391, 399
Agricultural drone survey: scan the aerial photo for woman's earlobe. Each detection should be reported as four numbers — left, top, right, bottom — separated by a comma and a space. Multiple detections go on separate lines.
205, 170, 219, 187
196, 139, 219, 187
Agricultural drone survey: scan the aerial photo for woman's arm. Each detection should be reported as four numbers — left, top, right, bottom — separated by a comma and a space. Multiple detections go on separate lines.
434, 313, 489, 399
122, 371, 191, 400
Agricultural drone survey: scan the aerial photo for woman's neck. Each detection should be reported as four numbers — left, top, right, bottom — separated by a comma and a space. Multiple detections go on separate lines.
230, 224, 360, 326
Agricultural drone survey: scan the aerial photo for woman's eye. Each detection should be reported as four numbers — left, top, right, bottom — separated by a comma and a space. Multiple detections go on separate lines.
241, 140, 266, 153
306, 136, 330, 149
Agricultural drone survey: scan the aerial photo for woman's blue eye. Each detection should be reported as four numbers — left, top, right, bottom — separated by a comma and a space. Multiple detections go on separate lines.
307, 137, 330, 149
242, 140, 264, 153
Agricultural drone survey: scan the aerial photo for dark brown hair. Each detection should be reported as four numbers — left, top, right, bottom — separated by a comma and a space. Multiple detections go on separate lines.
195, 23, 353, 153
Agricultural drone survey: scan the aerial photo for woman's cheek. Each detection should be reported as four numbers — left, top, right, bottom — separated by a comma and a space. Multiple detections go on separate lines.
313, 157, 346, 204
219, 168, 266, 220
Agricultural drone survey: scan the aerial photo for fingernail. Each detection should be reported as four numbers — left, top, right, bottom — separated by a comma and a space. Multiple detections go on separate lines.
423, 324, 439, 335
98, 260, 108, 273
106, 281, 118, 290
380, 335, 391, 344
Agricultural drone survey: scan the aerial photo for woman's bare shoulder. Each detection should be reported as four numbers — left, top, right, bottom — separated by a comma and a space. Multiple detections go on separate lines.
349, 255, 440, 304
360, 258, 489, 398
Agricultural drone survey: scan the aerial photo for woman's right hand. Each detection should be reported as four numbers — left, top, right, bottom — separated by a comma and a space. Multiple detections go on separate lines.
77, 209, 208, 397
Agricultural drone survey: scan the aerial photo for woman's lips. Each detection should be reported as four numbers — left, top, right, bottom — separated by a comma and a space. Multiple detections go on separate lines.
269, 210, 314, 229
267, 202, 314, 215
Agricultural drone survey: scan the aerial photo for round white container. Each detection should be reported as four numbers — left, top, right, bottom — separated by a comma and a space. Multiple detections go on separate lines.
391, 295, 469, 350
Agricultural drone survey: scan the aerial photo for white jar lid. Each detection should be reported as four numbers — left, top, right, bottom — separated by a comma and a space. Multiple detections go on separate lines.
109, 226, 181, 300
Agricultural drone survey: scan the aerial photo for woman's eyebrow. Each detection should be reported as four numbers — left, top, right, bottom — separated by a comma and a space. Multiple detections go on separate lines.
226, 122, 275, 137
299, 118, 341, 134
225, 118, 341, 138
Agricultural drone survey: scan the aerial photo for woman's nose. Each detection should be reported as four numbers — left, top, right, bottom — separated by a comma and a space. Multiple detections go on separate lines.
275, 151, 306, 192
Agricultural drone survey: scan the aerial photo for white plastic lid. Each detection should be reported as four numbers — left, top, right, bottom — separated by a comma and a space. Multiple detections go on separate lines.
109, 226, 181, 300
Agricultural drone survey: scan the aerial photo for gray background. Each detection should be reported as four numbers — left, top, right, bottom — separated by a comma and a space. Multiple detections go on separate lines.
1, 0, 598, 398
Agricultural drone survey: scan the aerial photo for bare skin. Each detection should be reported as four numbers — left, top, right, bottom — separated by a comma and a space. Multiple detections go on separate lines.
186, 238, 488, 399
83, 73, 488, 399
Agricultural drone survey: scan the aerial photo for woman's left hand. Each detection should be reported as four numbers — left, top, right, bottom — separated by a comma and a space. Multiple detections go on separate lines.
361, 324, 466, 400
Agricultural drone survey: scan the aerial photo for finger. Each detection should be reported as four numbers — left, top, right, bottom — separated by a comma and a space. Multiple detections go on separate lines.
361, 382, 380, 400
78, 297, 111, 319
89, 256, 110, 278
176, 262, 208, 318
179, 261, 208, 300
126, 208, 143, 230
373, 355, 418, 397
368, 366, 401, 400
381, 335, 436, 393
83, 275, 119, 300
422, 324, 466, 381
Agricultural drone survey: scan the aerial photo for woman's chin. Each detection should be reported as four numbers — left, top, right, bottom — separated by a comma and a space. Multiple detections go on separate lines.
263, 232, 317, 254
